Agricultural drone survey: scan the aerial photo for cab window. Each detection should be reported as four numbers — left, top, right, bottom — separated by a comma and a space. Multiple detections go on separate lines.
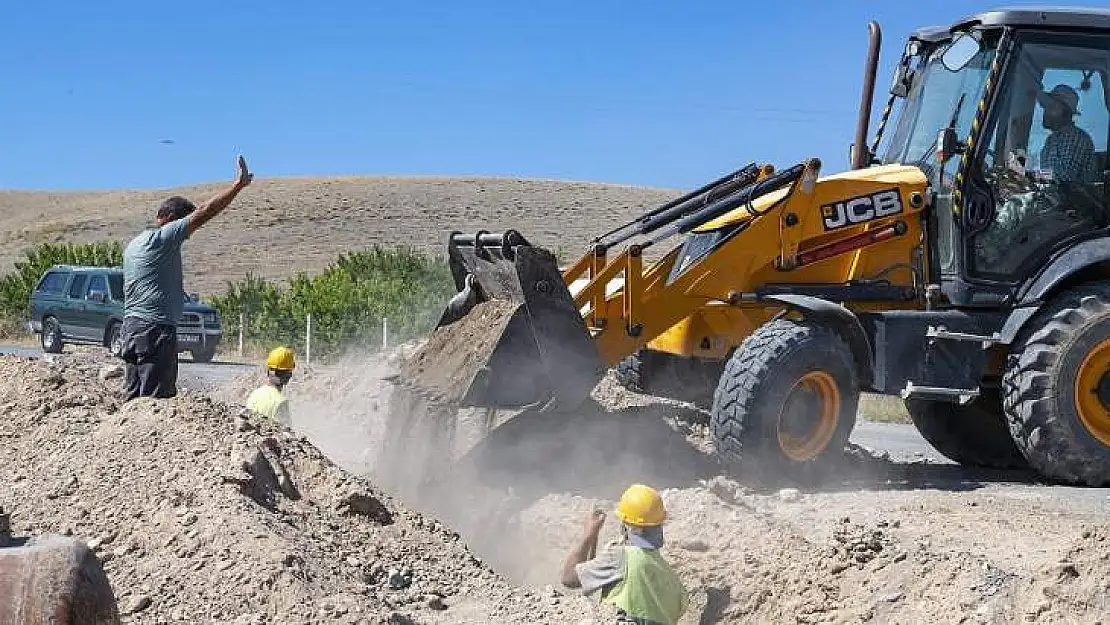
971, 34, 1110, 280
108, 274, 124, 301
36, 271, 68, 294
86, 275, 108, 301
67, 274, 88, 299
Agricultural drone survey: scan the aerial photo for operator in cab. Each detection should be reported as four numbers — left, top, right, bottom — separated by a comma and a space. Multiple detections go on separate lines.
560, 484, 688, 625
246, 346, 296, 426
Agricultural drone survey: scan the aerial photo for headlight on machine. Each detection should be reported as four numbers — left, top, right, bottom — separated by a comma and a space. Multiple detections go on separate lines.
204, 312, 219, 325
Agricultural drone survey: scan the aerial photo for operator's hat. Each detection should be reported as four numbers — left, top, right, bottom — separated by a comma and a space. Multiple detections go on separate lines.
1038, 84, 1081, 115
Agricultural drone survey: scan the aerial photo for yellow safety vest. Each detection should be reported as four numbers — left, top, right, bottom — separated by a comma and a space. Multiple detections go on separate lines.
246, 385, 288, 423
601, 547, 687, 625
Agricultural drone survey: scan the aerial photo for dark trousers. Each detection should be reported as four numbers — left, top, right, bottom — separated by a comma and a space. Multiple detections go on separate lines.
120, 316, 178, 400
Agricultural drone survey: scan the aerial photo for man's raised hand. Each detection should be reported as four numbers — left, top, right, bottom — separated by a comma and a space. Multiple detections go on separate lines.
236, 155, 253, 188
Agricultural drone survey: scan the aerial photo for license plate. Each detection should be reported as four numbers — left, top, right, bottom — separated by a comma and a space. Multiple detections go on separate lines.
179, 334, 201, 345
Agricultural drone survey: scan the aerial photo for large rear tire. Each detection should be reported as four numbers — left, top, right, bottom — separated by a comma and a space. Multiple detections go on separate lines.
1003, 284, 1110, 486
711, 319, 858, 476
905, 390, 1028, 469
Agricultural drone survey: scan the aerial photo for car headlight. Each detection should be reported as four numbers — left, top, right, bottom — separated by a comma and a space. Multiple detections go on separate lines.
204, 313, 219, 325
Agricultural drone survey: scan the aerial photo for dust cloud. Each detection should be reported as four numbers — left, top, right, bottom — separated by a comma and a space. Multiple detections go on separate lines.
269, 344, 716, 588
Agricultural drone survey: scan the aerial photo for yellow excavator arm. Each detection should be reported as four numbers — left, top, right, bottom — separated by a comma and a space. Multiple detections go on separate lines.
397, 158, 929, 414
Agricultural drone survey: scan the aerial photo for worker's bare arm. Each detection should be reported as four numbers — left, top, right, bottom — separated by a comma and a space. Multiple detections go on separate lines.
187, 155, 253, 235
560, 510, 605, 588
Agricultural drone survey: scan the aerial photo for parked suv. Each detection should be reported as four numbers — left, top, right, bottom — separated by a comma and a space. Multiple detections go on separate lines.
29, 265, 223, 362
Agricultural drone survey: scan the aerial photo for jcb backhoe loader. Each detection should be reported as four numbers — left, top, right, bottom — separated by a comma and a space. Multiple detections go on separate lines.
393, 6, 1110, 487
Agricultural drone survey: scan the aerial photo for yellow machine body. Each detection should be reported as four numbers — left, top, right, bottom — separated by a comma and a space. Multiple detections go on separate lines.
569, 164, 930, 367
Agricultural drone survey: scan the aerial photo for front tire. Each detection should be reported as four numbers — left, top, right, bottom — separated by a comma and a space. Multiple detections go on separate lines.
190, 348, 216, 363
41, 316, 63, 354
1004, 284, 1110, 486
905, 390, 1028, 469
711, 319, 859, 476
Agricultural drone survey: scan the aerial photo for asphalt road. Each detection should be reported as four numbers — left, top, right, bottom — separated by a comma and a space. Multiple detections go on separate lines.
0, 343, 256, 393
850, 420, 948, 463
0, 341, 945, 459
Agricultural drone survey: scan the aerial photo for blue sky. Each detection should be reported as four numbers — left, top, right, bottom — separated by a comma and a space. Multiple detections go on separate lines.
0, 1, 1046, 190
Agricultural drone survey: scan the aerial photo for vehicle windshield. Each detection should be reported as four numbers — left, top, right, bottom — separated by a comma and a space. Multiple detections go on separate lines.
880, 31, 999, 275
882, 32, 999, 188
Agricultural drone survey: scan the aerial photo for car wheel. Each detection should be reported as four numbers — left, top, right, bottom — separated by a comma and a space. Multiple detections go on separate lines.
40, 316, 64, 354
107, 322, 123, 358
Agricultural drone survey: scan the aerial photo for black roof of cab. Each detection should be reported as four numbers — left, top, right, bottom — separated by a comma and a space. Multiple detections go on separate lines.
911, 6, 1110, 42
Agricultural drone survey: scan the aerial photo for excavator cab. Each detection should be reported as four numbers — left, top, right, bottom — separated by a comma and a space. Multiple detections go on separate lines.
392, 7, 1110, 488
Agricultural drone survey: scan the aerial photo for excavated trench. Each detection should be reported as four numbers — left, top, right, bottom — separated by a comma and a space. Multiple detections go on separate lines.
231, 349, 1110, 624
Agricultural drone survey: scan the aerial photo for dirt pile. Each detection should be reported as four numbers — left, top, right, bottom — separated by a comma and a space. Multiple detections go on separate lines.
223, 348, 1110, 624
0, 354, 601, 624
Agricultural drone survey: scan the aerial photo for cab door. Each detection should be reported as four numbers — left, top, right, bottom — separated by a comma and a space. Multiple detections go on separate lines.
964, 32, 1110, 284
59, 273, 89, 339
81, 273, 116, 343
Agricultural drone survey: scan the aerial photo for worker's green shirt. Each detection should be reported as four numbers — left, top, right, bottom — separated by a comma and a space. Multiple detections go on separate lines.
246, 385, 290, 426
123, 219, 190, 325
575, 541, 688, 625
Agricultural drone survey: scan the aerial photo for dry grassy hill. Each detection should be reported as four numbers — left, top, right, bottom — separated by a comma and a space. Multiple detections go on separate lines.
0, 176, 678, 294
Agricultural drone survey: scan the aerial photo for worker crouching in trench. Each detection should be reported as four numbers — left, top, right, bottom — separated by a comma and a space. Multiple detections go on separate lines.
561, 484, 688, 625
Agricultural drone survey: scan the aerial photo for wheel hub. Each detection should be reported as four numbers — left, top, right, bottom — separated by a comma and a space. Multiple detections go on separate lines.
1075, 339, 1110, 446
777, 371, 841, 462
1097, 371, 1110, 409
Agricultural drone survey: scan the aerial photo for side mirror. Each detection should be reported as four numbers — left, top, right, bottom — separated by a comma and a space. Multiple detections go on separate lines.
848, 143, 874, 169
936, 127, 962, 163
890, 65, 914, 98
849, 143, 877, 170
941, 32, 981, 72
890, 41, 920, 98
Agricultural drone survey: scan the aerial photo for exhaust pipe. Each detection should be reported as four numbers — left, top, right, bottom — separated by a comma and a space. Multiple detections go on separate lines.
852, 21, 882, 170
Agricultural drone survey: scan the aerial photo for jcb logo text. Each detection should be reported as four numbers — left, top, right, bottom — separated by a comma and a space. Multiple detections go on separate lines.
821, 189, 903, 231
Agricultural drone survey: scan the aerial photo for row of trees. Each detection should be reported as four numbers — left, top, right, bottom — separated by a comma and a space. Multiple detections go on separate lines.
0, 242, 455, 358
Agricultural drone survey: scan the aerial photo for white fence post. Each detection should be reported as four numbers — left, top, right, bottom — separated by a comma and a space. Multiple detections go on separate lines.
306, 313, 313, 366
238, 312, 245, 357
382, 317, 389, 351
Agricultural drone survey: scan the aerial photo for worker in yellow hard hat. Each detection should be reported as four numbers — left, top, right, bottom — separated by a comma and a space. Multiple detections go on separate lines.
560, 484, 688, 625
246, 346, 296, 426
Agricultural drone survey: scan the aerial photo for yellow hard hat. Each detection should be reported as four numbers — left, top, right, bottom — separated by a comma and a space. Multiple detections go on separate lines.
615, 483, 666, 527
266, 346, 296, 372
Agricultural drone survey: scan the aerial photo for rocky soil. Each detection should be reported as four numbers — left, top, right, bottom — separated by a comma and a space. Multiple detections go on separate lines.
6, 345, 1110, 624
0, 352, 602, 624
220, 347, 1110, 624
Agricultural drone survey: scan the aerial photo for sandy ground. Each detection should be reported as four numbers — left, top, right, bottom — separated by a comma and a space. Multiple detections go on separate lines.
0, 176, 676, 294
206, 349, 1110, 625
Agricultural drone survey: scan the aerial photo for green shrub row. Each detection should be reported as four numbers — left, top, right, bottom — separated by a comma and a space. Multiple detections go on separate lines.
0, 242, 123, 320
207, 246, 456, 359
0, 242, 456, 359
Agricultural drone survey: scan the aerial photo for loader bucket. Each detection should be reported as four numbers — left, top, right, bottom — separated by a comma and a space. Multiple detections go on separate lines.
398, 230, 605, 412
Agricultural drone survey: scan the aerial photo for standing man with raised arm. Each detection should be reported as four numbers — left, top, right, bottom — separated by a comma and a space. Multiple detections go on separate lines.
120, 155, 254, 400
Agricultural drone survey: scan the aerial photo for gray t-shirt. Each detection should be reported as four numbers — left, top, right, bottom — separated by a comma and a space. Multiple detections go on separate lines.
123, 219, 190, 325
